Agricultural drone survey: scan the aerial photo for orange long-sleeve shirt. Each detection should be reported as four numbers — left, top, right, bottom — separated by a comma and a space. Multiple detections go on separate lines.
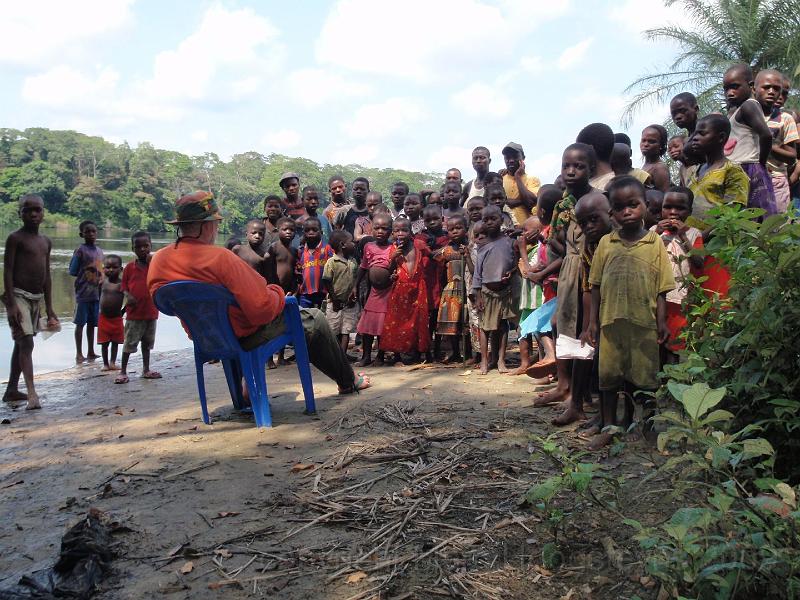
147, 238, 285, 338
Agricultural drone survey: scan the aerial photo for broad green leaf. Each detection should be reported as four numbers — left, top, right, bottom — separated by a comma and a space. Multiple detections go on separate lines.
741, 438, 774, 460
667, 380, 691, 402
680, 383, 726, 420
699, 409, 735, 426
773, 482, 797, 508
708, 488, 734, 513
525, 475, 564, 504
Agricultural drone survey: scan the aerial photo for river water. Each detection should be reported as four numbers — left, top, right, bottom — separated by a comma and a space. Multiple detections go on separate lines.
0, 226, 216, 381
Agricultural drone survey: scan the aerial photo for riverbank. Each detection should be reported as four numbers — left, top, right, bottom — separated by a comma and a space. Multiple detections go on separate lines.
0, 350, 664, 599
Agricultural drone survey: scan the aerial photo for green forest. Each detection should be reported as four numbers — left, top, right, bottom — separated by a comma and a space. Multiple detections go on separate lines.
0, 128, 440, 233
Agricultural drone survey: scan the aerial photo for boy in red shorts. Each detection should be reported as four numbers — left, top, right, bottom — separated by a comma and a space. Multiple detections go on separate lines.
98, 255, 124, 371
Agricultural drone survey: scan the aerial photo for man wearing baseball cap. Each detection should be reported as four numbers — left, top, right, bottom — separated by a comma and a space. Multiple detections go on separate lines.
279, 172, 306, 220
148, 191, 369, 395
500, 142, 540, 225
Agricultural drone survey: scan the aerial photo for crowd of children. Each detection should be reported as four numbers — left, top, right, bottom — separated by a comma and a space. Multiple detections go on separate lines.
4, 64, 798, 450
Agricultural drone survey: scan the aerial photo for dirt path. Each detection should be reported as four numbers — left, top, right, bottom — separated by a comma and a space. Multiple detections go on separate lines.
0, 350, 663, 599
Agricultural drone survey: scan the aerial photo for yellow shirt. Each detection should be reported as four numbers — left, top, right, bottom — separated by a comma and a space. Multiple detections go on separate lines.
686, 160, 749, 228
588, 230, 675, 330
502, 173, 541, 225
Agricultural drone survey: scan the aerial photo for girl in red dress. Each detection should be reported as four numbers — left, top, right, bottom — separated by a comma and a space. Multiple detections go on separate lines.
380, 218, 430, 363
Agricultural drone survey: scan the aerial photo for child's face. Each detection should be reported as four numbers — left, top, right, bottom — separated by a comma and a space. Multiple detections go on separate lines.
755, 72, 782, 110
646, 195, 663, 227
670, 98, 698, 130
445, 169, 461, 183
424, 211, 443, 233
467, 200, 485, 223
340, 234, 356, 257
661, 192, 691, 224
610, 186, 646, 231
372, 218, 391, 243
723, 70, 752, 108
303, 191, 319, 213
391, 186, 407, 209
132, 236, 152, 261
486, 189, 505, 208
447, 219, 466, 242
688, 120, 721, 158
473, 224, 488, 246
265, 200, 283, 220
19, 197, 44, 226
472, 149, 490, 174
481, 209, 501, 236
279, 222, 296, 244
427, 192, 441, 205
442, 183, 460, 205
303, 222, 322, 246
561, 149, 591, 191
246, 223, 266, 247
403, 196, 422, 220
82, 224, 98, 244
640, 127, 662, 159
329, 179, 346, 203
352, 180, 368, 204
103, 259, 122, 280
392, 221, 411, 245
575, 203, 611, 244
366, 195, 381, 215
667, 137, 685, 161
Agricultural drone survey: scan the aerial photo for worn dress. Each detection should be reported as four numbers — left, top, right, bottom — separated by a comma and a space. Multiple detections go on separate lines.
380, 239, 430, 353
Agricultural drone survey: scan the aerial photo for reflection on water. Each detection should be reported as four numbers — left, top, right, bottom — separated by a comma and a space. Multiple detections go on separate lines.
0, 226, 226, 380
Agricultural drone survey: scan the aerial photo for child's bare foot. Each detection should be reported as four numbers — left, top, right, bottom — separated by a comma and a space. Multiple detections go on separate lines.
76, 355, 86, 364
3, 390, 28, 402
526, 358, 557, 379
552, 405, 586, 426
87, 353, 100, 361
497, 360, 509, 374
579, 413, 602, 430
267, 358, 277, 370
587, 431, 614, 451
441, 354, 462, 365
479, 360, 489, 375
114, 374, 129, 384
357, 356, 373, 367
533, 387, 569, 407
25, 394, 41, 410
506, 363, 531, 376
373, 355, 385, 367
142, 370, 162, 379
276, 356, 288, 366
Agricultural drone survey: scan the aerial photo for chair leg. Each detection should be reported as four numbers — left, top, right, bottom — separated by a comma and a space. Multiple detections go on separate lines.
194, 355, 211, 425
290, 322, 317, 415
222, 359, 243, 410
241, 351, 272, 428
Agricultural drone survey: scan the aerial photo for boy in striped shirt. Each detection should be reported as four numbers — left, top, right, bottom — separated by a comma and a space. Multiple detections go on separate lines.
297, 217, 333, 309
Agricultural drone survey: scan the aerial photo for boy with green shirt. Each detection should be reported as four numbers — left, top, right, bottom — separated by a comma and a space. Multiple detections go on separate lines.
322, 230, 360, 355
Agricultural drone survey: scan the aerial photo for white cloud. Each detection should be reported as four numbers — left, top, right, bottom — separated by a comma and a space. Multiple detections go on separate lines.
262, 129, 302, 151
332, 144, 380, 165
191, 130, 209, 142
525, 152, 562, 183
565, 89, 627, 123
286, 68, 372, 109
142, 5, 281, 103
451, 83, 512, 119
22, 65, 119, 109
0, 0, 134, 67
316, 0, 570, 82
557, 37, 594, 70
609, 0, 683, 36
427, 145, 475, 173
520, 55, 545, 74
343, 98, 427, 139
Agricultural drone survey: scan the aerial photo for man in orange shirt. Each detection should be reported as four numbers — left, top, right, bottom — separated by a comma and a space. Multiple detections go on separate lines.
148, 191, 369, 394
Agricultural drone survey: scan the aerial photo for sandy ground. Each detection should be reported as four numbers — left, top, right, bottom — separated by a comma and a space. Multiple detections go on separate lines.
0, 349, 662, 599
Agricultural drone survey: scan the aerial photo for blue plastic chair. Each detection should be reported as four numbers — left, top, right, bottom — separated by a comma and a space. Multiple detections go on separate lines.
153, 281, 316, 428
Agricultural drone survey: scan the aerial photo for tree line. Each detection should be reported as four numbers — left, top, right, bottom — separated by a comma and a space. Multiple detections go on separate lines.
0, 127, 439, 232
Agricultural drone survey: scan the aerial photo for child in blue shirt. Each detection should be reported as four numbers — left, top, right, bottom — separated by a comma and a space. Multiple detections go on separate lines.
69, 220, 104, 363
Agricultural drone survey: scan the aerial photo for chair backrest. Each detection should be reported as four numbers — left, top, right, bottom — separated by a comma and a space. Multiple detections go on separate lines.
153, 281, 243, 360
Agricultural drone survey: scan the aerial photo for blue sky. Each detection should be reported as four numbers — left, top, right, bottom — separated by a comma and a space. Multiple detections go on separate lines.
1, 0, 685, 182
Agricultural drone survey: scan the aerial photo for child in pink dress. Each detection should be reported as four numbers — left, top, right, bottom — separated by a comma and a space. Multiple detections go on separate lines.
356, 213, 394, 366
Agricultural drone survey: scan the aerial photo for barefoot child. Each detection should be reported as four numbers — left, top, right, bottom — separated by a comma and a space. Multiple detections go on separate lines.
233, 219, 269, 278
380, 218, 430, 364
2, 194, 58, 410
265, 217, 299, 294
297, 186, 332, 244
261, 195, 284, 249
356, 213, 394, 366
586, 176, 675, 449
418, 205, 449, 358
434, 214, 469, 363
69, 220, 103, 363
470, 206, 516, 374
723, 64, 777, 215
403, 193, 425, 235
640, 124, 672, 191
356, 192, 383, 242
297, 217, 334, 309
510, 215, 545, 376
652, 186, 704, 363
117, 231, 160, 384
322, 230, 360, 355
98, 255, 124, 371
441, 180, 464, 225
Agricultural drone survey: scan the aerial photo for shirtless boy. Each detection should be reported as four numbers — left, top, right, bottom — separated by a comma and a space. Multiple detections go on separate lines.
2, 194, 59, 410
234, 219, 269, 279
266, 217, 299, 294
98, 255, 125, 371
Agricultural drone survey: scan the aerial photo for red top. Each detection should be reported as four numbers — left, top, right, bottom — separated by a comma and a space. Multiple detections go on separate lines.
148, 239, 285, 338
122, 260, 159, 320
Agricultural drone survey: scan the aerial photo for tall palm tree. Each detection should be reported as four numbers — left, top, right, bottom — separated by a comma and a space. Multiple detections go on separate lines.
622, 0, 800, 126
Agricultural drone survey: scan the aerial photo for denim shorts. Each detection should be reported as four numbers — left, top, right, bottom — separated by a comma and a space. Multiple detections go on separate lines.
74, 301, 99, 327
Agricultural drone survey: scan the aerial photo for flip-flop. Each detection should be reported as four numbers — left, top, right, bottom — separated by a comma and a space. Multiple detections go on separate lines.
526, 359, 557, 379
114, 375, 129, 384
142, 371, 162, 379
355, 372, 371, 391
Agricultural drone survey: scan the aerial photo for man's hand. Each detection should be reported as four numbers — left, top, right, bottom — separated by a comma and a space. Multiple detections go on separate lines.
580, 323, 597, 348
657, 323, 671, 345
515, 159, 526, 178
